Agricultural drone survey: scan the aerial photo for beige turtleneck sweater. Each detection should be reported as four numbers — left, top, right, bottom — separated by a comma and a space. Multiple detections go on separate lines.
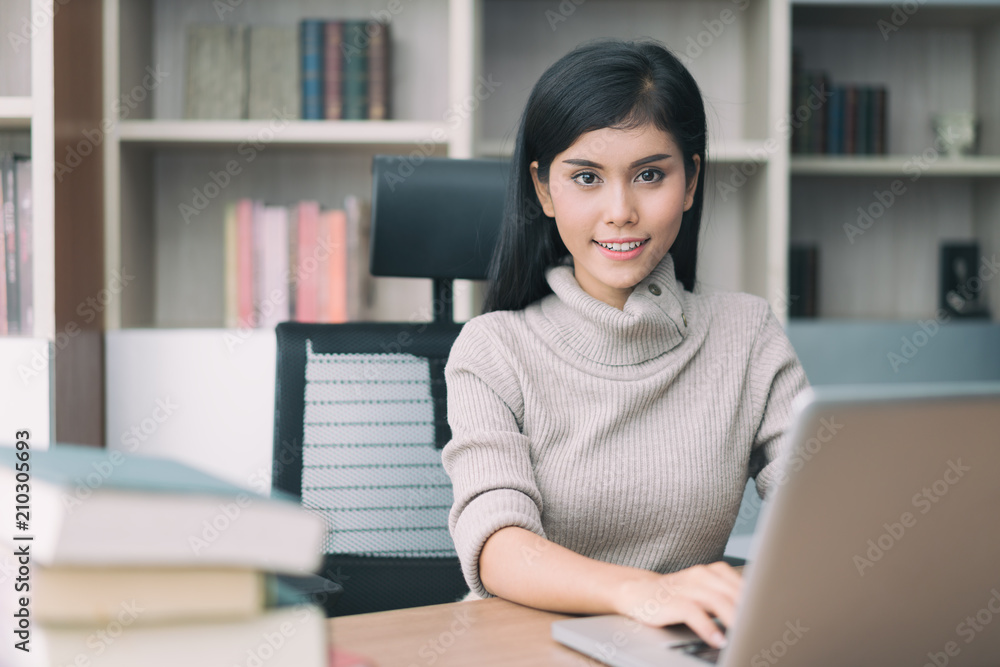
442, 253, 810, 599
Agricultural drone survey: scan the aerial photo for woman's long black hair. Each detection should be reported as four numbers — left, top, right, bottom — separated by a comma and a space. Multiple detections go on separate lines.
483, 39, 707, 313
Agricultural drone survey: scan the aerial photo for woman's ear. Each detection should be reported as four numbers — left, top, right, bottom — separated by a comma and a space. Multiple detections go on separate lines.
683, 154, 701, 212
530, 161, 556, 218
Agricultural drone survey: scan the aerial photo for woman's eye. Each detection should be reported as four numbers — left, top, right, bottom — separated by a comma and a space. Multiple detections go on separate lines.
636, 169, 663, 183
573, 172, 598, 185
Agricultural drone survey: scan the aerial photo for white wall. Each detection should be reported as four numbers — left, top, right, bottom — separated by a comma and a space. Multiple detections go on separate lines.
105, 329, 276, 492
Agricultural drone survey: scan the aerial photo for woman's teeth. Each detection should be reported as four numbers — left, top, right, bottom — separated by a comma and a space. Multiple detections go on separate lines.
597, 240, 645, 251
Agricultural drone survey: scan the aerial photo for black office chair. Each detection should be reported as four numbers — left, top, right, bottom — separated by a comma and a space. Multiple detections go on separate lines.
272, 156, 507, 616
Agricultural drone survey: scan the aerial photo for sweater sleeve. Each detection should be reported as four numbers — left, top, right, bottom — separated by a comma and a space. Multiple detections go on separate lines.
441, 318, 546, 598
747, 305, 810, 499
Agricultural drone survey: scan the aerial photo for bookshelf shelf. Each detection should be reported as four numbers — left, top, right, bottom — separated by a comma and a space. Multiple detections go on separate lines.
477, 138, 778, 166
791, 156, 1000, 178
118, 120, 453, 148
0, 96, 32, 128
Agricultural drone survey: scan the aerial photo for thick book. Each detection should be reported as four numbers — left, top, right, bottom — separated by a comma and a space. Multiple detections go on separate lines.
0, 444, 325, 572
184, 24, 249, 119
872, 86, 887, 155
843, 86, 858, 155
322, 208, 348, 323
300, 20, 325, 120
236, 198, 255, 327
295, 201, 321, 322
25, 566, 269, 625
248, 25, 300, 120
856, 87, 871, 155
367, 21, 390, 120
825, 86, 844, 155
324, 21, 344, 120
224, 201, 238, 328
344, 196, 371, 321
15, 155, 31, 334
11, 604, 326, 667
261, 205, 291, 329
2, 152, 19, 334
341, 20, 369, 120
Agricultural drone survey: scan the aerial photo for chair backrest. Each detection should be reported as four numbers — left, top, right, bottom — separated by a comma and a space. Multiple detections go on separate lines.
272, 156, 507, 615
274, 321, 471, 614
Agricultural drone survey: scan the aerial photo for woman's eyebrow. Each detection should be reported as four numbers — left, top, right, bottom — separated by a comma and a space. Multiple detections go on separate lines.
561, 153, 672, 169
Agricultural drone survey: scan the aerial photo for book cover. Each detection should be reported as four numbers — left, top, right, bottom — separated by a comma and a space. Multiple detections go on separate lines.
341, 20, 369, 120
872, 86, 887, 155
248, 25, 300, 120
300, 19, 325, 120
324, 21, 344, 120
367, 21, 390, 120
236, 198, 255, 327
224, 201, 239, 328
27, 566, 268, 625
825, 86, 844, 155
0, 444, 326, 572
323, 208, 348, 324
21, 604, 326, 667
15, 155, 31, 334
295, 201, 321, 322
184, 24, 249, 119
2, 152, 19, 334
788, 245, 818, 318
261, 205, 291, 329
252, 199, 268, 327
344, 196, 371, 321
843, 86, 857, 155
856, 87, 871, 155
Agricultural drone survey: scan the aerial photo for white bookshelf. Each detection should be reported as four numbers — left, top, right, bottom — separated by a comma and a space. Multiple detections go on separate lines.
790, 1, 1000, 322
0, 0, 56, 447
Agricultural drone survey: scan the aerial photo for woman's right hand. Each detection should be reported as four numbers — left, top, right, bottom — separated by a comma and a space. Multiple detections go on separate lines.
611, 562, 743, 650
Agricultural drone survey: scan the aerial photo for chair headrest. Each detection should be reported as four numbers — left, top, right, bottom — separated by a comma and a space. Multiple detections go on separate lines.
370, 155, 508, 281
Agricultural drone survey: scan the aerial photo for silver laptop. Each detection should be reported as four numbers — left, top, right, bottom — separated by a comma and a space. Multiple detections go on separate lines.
552, 383, 1000, 666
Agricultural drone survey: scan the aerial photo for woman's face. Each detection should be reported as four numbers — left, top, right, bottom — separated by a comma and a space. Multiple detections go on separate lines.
530, 124, 700, 310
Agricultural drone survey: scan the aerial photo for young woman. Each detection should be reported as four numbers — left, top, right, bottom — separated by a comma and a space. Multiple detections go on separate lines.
442, 39, 809, 650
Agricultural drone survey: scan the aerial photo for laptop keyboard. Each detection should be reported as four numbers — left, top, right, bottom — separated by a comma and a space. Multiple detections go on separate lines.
672, 639, 721, 664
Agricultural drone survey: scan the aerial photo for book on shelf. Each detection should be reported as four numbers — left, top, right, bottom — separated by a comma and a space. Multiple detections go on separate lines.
790, 61, 887, 156
0, 152, 31, 336
181, 19, 391, 121
0, 444, 330, 667
788, 245, 819, 318
184, 24, 249, 120
247, 25, 300, 120
226, 197, 367, 328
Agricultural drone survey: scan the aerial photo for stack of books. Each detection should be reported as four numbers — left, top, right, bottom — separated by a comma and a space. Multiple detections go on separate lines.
791, 56, 888, 156
183, 19, 390, 121
0, 152, 32, 336
0, 445, 330, 667
223, 195, 371, 330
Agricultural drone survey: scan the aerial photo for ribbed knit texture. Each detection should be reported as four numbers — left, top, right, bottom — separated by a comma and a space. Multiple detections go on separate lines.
442, 253, 810, 599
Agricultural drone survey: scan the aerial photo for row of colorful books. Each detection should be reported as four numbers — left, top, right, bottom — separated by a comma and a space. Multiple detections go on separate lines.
791, 67, 888, 155
184, 19, 390, 121
0, 152, 32, 336
0, 445, 330, 667
223, 196, 371, 330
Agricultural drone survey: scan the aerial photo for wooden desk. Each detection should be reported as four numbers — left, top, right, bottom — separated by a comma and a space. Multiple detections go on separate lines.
331, 598, 604, 666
